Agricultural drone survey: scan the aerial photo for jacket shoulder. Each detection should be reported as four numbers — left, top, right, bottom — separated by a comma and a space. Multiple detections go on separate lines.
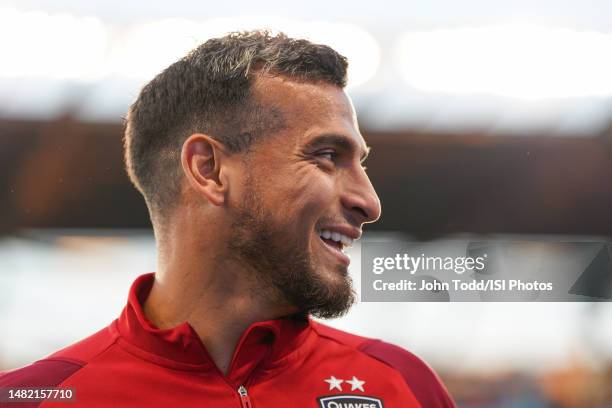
312, 322, 456, 408
359, 339, 456, 408
311, 321, 375, 349
0, 324, 118, 388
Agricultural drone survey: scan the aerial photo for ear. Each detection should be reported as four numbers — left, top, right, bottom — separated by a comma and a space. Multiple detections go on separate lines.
181, 134, 230, 206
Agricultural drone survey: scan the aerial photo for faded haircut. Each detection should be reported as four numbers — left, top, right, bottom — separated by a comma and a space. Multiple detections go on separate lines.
123, 30, 348, 222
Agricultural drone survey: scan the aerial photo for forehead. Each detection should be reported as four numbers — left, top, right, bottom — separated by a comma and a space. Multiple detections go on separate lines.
251, 75, 368, 154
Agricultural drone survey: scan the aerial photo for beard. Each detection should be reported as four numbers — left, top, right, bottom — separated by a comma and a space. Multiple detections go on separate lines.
227, 180, 355, 319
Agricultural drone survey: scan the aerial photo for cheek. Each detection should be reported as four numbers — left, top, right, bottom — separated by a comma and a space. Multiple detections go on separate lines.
280, 165, 336, 213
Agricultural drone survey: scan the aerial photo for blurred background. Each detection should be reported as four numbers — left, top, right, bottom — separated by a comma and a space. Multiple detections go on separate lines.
2, 0, 612, 406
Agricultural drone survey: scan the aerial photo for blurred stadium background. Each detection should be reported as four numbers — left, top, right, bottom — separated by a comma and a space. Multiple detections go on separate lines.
2, 1, 612, 406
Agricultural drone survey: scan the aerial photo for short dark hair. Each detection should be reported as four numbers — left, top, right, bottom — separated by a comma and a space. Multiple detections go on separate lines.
124, 30, 348, 221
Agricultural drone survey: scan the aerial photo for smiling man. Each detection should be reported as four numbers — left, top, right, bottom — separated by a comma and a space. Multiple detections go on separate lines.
0, 31, 455, 407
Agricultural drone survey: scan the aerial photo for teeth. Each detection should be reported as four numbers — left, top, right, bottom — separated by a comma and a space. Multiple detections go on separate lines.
318, 229, 355, 247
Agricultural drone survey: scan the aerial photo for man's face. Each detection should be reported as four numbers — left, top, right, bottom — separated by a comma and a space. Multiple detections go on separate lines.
227, 76, 381, 318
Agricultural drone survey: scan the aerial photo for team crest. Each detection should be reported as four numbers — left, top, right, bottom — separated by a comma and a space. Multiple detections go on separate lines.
317, 395, 384, 408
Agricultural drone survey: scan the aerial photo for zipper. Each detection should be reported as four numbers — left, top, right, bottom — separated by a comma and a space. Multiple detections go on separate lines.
237, 385, 253, 408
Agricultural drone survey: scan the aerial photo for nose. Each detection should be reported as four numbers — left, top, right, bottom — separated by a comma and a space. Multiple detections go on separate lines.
340, 167, 382, 225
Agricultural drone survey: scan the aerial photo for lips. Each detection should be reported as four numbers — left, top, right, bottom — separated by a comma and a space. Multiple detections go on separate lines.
318, 235, 350, 266
316, 226, 360, 267
321, 237, 342, 250
319, 229, 355, 249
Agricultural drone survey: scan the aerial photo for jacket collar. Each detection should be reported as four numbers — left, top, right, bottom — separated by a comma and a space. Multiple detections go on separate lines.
114, 273, 314, 384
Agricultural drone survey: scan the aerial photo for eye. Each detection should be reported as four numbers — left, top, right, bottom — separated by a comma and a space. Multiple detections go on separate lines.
316, 150, 338, 161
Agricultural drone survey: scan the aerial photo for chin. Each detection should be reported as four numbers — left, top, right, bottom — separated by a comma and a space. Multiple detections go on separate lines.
325, 263, 350, 280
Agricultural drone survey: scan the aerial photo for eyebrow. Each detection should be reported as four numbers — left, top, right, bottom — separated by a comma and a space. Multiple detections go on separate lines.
303, 134, 371, 162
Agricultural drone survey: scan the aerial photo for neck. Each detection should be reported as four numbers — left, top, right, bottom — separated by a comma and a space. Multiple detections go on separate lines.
143, 215, 296, 375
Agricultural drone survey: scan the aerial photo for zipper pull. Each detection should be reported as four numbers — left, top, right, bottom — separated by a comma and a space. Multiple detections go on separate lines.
237, 385, 253, 408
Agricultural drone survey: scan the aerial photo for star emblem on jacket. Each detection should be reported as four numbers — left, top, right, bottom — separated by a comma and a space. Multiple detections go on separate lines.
324, 376, 344, 391
346, 376, 365, 392
324, 376, 366, 392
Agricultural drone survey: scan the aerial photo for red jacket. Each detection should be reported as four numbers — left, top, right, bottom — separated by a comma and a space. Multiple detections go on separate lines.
1, 273, 456, 407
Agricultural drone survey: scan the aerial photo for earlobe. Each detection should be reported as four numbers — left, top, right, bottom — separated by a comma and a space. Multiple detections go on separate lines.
181, 134, 228, 206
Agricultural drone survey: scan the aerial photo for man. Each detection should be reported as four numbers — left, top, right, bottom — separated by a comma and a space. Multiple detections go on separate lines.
1, 31, 455, 407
